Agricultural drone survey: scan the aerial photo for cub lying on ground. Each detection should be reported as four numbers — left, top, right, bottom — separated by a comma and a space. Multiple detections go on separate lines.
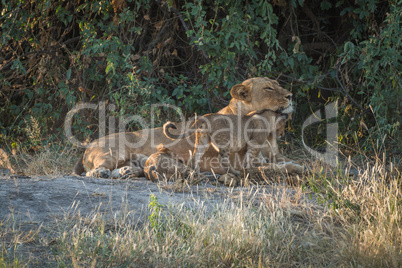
163, 109, 289, 175
143, 144, 193, 182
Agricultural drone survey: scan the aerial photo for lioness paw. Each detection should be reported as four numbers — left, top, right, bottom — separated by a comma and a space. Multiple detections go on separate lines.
87, 168, 111, 178
111, 166, 144, 179
284, 163, 305, 175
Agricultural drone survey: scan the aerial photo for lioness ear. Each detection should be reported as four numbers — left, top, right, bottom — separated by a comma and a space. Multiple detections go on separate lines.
230, 84, 252, 102
157, 143, 165, 151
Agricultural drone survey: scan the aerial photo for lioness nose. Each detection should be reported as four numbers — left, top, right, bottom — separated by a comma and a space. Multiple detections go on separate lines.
285, 94, 292, 100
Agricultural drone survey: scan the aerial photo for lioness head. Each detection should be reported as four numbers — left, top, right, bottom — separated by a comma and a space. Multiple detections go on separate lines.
229, 77, 293, 115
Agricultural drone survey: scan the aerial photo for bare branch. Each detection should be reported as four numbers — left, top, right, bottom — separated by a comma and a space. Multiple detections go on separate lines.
165, 4, 210, 61
335, 65, 365, 111
0, 37, 80, 73
146, 20, 170, 59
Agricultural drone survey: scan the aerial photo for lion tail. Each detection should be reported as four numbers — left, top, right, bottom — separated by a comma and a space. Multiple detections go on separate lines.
73, 154, 85, 176
163, 121, 193, 140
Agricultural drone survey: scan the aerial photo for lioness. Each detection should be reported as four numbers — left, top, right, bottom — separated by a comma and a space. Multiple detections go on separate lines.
163, 109, 289, 175
73, 77, 294, 176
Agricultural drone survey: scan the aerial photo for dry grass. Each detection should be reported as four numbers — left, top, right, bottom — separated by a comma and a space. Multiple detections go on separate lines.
1, 154, 401, 267
332, 164, 401, 267
1, 117, 78, 177
6, 145, 78, 177
0, 215, 42, 267
1, 125, 401, 266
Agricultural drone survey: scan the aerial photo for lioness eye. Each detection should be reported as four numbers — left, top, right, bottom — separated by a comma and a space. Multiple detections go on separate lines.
264, 87, 273, 91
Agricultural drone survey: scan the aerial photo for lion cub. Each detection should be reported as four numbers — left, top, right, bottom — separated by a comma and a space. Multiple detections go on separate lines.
163, 109, 287, 175
144, 144, 193, 182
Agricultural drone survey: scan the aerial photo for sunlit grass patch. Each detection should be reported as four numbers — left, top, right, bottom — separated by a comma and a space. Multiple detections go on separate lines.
49, 193, 344, 267
0, 215, 42, 267
1, 162, 400, 267
1, 119, 80, 177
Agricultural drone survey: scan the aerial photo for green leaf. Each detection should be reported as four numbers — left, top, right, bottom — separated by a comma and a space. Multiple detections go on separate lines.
288, 57, 294, 69
66, 69, 72, 80
320, 1, 332, 10
298, 0, 304, 7
24, 89, 33, 99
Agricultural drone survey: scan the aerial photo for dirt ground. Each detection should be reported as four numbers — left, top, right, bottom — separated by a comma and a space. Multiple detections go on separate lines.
0, 170, 317, 224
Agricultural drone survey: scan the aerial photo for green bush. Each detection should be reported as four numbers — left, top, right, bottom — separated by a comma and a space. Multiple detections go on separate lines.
339, 3, 401, 147
0, 0, 400, 152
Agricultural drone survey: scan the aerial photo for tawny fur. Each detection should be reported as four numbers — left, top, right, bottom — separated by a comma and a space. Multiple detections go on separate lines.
143, 144, 192, 182
164, 110, 288, 175
74, 77, 295, 175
